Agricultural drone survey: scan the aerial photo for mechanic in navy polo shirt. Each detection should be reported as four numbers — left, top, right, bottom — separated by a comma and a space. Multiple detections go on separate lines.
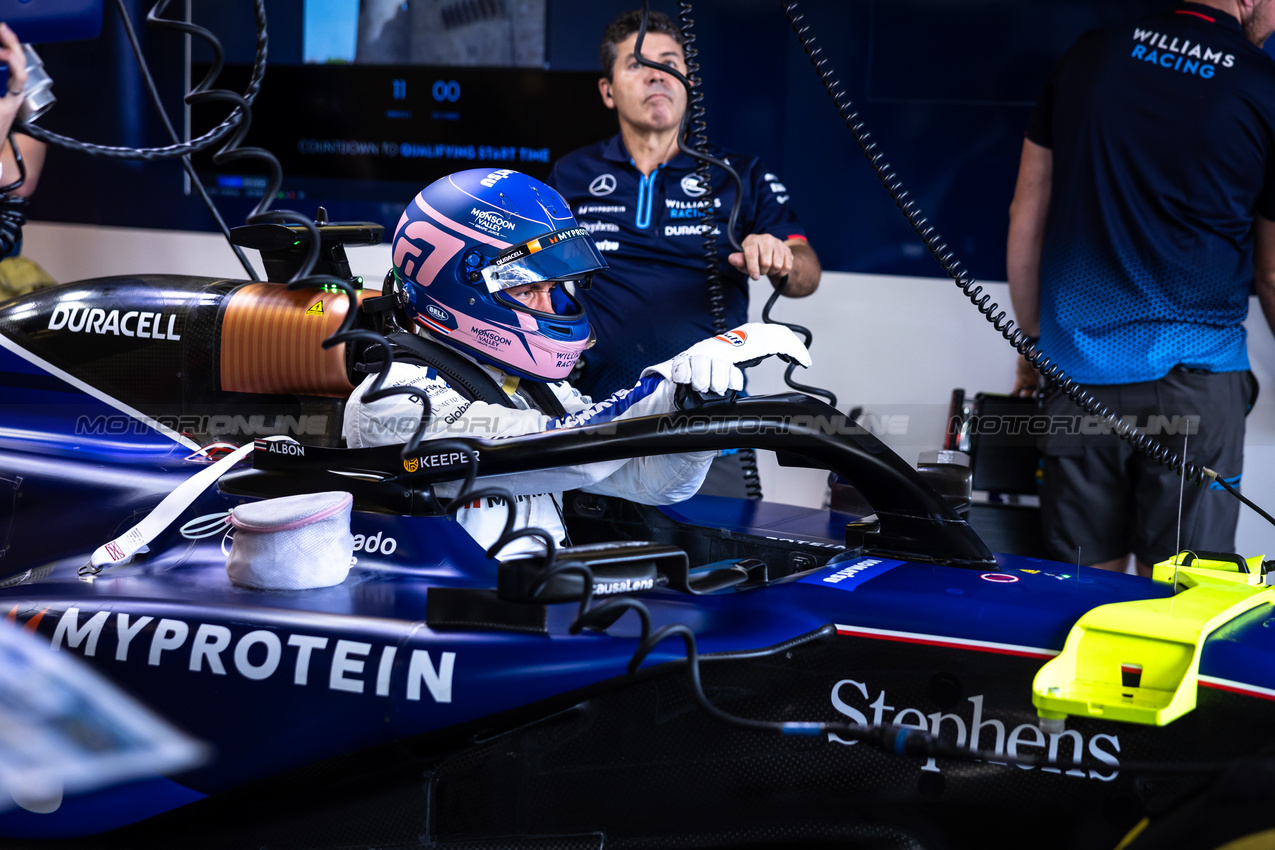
546, 10, 821, 497
1007, 0, 1275, 576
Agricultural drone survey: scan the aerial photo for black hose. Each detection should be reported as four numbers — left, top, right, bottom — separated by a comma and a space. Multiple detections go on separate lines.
1213, 473, 1275, 529
530, 555, 1224, 777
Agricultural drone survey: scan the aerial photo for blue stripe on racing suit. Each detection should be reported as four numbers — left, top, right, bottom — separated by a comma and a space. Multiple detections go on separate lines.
548, 375, 665, 430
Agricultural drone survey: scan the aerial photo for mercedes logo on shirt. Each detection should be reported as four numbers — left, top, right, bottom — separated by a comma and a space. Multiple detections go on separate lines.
680, 174, 707, 197
588, 174, 617, 196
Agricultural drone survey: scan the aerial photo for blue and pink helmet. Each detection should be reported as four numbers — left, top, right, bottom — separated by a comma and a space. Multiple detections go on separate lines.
390, 168, 607, 381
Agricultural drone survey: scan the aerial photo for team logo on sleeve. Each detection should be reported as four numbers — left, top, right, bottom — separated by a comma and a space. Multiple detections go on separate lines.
680, 175, 707, 197
588, 174, 617, 196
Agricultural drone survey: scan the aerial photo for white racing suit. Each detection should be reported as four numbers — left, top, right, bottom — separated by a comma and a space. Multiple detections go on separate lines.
343, 355, 715, 557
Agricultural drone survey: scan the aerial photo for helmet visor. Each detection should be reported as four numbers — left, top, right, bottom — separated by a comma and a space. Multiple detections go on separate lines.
480, 226, 607, 293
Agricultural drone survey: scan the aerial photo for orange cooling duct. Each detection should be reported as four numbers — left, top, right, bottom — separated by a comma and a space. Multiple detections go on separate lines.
219, 284, 378, 397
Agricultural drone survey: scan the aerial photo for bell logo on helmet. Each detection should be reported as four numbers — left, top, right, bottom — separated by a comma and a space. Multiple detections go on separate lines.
479, 168, 516, 188
425, 304, 451, 323
588, 174, 617, 196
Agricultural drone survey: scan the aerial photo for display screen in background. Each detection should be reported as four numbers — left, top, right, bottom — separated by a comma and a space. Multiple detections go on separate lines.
189, 62, 613, 225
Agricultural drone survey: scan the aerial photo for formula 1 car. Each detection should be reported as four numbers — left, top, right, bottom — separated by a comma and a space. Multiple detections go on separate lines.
0, 227, 1273, 850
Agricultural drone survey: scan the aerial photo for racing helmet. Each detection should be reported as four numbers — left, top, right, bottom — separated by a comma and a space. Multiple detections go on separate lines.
389, 168, 607, 381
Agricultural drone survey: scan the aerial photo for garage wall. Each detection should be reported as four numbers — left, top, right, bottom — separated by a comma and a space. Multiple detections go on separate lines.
23, 221, 1275, 560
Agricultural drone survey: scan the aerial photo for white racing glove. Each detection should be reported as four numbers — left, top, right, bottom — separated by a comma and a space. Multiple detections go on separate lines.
642, 322, 813, 395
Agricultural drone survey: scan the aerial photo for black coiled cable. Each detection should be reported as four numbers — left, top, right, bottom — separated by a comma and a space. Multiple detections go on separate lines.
20, 0, 266, 162
267, 211, 443, 462
675, 2, 837, 412
0, 132, 28, 257
782, 1, 1275, 528
0, 194, 25, 259
640, 2, 839, 496
633, 1, 744, 256
8, 0, 269, 280
415, 438, 560, 564
677, 2, 728, 336
760, 284, 835, 407
667, 2, 763, 500
638, 2, 838, 416
110, 0, 258, 279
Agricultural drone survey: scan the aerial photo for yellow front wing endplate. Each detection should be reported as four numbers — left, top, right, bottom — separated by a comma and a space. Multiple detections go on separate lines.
1032, 553, 1273, 727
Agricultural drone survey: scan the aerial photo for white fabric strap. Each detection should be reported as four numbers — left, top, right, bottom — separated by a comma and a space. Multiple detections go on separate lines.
85, 438, 290, 573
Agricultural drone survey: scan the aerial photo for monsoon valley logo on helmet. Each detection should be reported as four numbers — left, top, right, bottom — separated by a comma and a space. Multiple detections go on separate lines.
390, 169, 608, 381
470, 209, 516, 235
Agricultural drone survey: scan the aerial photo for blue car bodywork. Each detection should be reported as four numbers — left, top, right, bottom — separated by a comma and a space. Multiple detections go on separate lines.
0, 274, 1273, 849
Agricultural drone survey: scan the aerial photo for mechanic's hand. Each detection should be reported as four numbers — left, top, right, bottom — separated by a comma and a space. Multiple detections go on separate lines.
1013, 354, 1040, 398
642, 323, 813, 394
0, 24, 26, 135
727, 233, 793, 281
